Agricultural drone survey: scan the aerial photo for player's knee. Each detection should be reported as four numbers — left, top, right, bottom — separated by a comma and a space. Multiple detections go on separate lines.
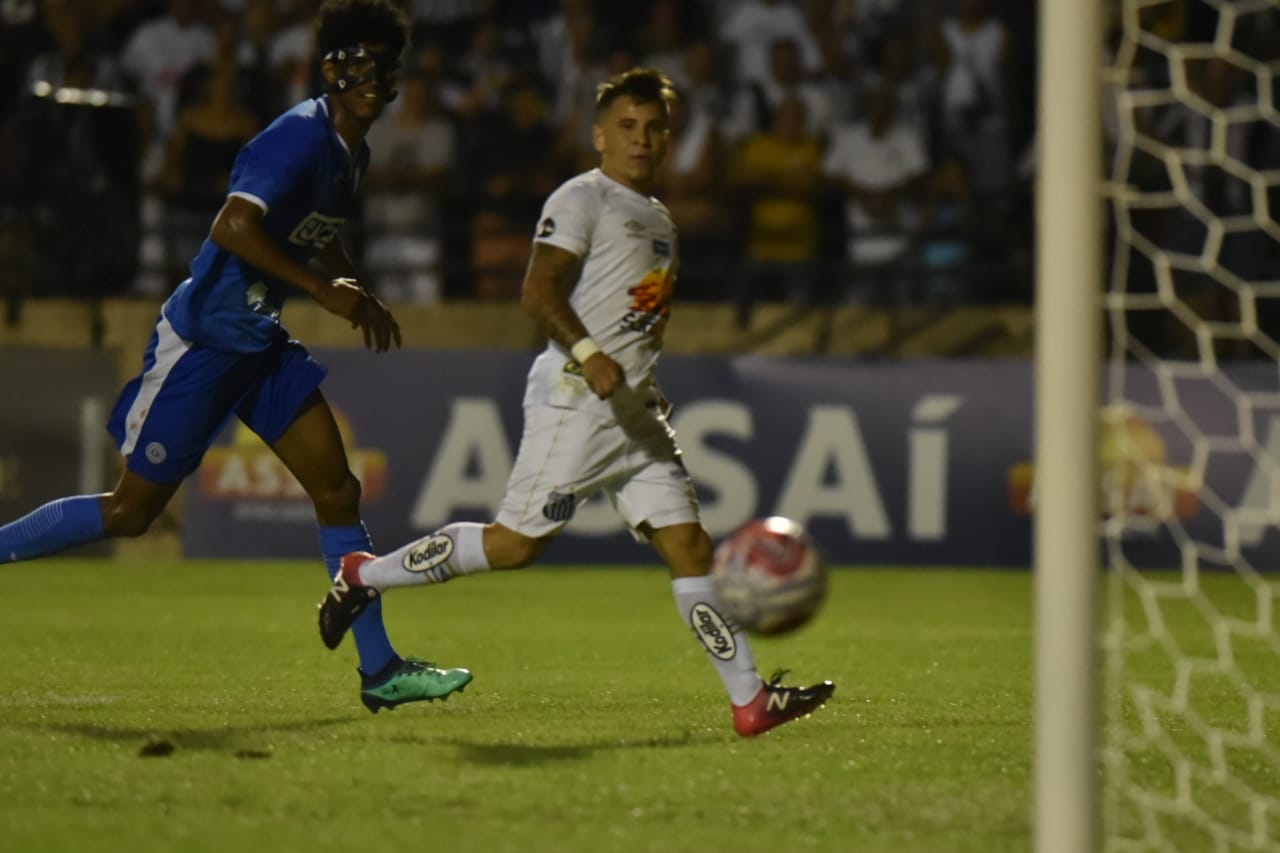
655, 523, 714, 575
487, 528, 549, 570
100, 496, 160, 538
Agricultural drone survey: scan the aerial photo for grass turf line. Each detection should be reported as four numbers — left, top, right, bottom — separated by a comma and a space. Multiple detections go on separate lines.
0, 562, 1033, 853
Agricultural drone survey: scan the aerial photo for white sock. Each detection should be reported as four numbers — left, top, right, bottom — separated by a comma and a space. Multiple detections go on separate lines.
672, 575, 763, 706
358, 522, 491, 590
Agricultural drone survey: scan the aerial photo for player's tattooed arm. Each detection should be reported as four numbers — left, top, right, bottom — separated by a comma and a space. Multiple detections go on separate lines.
520, 242, 588, 348
521, 242, 625, 400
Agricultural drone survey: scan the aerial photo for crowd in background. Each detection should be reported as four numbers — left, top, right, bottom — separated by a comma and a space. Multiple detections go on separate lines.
0, 0, 1273, 334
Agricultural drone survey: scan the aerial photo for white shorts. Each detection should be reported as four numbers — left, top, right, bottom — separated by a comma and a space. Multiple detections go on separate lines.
496, 403, 700, 538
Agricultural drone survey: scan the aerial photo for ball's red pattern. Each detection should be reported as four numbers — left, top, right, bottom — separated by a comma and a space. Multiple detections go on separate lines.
711, 517, 827, 636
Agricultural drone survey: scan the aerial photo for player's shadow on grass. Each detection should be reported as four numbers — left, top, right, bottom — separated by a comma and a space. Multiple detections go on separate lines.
31, 717, 354, 755
426, 731, 711, 767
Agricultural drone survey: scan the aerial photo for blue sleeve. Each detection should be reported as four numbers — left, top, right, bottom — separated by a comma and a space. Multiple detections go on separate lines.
227, 116, 322, 213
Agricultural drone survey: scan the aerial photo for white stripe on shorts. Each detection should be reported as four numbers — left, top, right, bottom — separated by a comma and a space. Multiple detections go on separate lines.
120, 313, 191, 455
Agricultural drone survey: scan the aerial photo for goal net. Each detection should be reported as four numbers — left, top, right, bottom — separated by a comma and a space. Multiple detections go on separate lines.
1103, 0, 1280, 849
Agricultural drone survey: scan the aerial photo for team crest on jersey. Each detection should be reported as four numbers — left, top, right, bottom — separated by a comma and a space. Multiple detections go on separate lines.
542, 490, 576, 522
289, 212, 344, 249
652, 239, 670, 257
537, 217, 556, 238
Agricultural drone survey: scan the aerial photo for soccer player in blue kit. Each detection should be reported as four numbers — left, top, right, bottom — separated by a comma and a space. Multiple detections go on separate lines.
0, 0, 471, 712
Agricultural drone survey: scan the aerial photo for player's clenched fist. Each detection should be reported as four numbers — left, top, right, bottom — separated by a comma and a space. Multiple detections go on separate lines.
581, 351, 625, 399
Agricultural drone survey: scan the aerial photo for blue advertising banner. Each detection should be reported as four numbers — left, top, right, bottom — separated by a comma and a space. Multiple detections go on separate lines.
185, 351, 1036, 565
1, 348, 117, 557
182, 352, 1280, 569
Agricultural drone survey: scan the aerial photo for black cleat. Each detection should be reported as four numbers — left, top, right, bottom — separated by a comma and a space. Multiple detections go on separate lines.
318, 552, 378, 650
732, 669, 835, 737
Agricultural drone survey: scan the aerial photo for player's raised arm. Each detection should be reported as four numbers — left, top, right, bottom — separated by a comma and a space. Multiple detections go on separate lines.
520, 242, 624, 399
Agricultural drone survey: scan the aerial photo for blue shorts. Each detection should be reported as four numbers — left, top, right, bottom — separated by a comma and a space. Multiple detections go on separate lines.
107, 313, 328, 483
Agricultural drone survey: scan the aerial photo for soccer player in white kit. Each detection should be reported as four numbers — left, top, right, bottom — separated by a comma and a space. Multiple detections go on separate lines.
319, 68, 834, 736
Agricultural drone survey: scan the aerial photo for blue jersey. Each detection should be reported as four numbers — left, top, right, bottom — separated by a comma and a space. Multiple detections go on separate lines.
163, 97, 370, 353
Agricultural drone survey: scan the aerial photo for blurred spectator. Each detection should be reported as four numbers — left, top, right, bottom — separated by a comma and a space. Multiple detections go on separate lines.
268, 0, 318, 107
726, 36, 833, 144
450, 17, 515, 119
205, 8, 275, 122
465, 77, 558, 301
9, 57, 141, 299
532, 0, 589, 89
937, 0, 1012, 196
823, 84, 929, 302
552, 8, 608, 173
362, 71, 457, 303
670, 37, 730, 122
23, 0, 125, 94
916, 153, 975, 303
160, 64, 259, 285
637, 0, 691, 77
0, 0, 46, 123
730, 95, 824, 322
408, 0, 488, 49
812, 26, 859, 127
718, 0, 820, 86
120, 0, 216, 174
859, 29, 935, 146
654, 89, 731, 301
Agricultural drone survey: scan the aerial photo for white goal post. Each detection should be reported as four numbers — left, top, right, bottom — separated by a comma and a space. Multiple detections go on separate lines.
1034, 0, 1105, 851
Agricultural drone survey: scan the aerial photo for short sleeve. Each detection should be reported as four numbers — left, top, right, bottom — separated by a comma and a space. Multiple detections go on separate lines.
531, 180, 599, 258
226, 115, 322, 214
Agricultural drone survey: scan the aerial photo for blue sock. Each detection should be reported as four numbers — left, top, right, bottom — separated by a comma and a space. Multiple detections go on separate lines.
319, 524, 398, 675
0, 496, 105, 563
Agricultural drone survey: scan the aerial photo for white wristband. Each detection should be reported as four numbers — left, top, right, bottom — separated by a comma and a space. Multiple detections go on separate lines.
571, 337, 601, 363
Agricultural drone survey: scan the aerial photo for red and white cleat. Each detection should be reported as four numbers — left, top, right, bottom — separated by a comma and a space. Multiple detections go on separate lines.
732, 670, 835, 737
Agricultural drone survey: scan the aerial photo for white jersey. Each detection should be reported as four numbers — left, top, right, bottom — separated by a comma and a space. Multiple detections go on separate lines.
524, 169, 677, 419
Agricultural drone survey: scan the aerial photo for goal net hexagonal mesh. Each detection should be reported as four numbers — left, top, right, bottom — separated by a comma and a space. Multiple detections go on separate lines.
1103, 1, 1280, 849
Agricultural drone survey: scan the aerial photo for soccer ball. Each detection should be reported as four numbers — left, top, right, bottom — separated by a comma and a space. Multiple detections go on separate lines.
710, 516, 828, 636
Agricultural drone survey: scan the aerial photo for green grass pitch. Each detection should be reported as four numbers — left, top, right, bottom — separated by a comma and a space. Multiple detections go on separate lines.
0, 563, 1035, 853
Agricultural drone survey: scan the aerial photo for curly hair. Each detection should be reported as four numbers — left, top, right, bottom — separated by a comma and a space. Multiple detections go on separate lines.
314, 0, 411, 59
595, 67, 677, 117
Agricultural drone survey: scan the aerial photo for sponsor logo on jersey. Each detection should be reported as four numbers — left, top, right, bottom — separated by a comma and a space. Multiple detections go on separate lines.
537, 217, 556, 238
403, 534, 454, 572
652, 238, 670, 257
621, 268, 675, 335
288, 212, 345, 249
691, 602, 736, 660
542, 490, 577, 522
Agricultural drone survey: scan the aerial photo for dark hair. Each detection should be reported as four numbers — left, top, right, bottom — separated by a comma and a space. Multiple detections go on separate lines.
315, 0, 411, 59
594, 67, 677, 117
